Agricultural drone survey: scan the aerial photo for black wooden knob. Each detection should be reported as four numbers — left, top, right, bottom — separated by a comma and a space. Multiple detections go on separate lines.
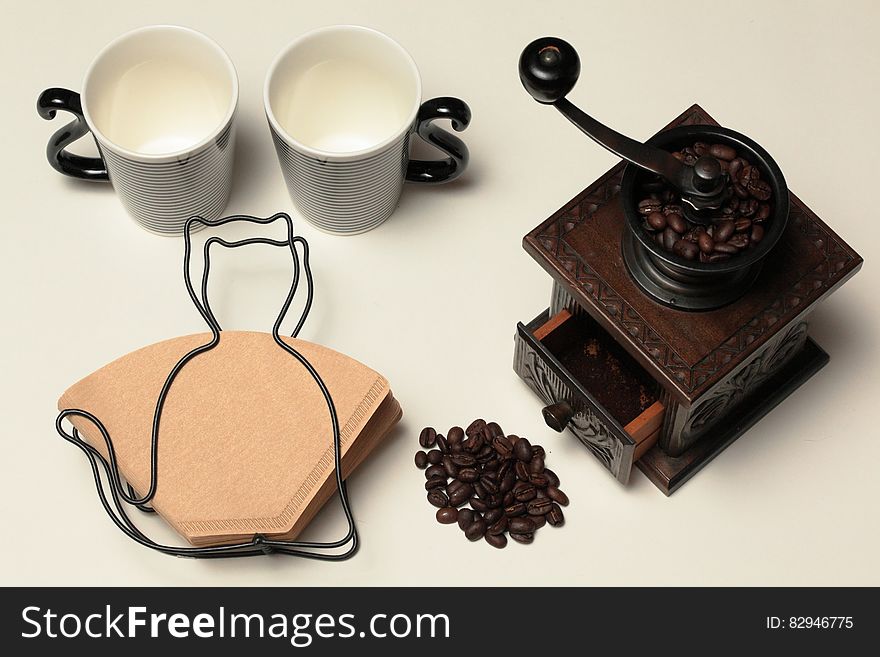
519, 37, 580, 104
542, 401, 574, 432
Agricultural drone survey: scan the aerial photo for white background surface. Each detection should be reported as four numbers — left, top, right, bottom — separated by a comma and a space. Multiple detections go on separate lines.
2, 0, 878, 586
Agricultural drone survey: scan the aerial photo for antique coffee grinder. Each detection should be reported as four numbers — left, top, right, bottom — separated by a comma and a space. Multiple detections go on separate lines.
513, 37, 862, 493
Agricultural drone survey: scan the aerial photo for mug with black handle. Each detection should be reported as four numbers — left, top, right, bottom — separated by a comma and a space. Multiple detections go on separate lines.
37, 25, 238, 234
264, 25, 471, 234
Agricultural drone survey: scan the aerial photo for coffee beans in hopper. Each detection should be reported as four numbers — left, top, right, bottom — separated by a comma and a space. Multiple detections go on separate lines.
637, 141, 774, 263
415, 420, 568, 548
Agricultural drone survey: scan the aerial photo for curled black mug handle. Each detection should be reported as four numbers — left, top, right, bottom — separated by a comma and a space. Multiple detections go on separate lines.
37, 87, 109, 181
406, 97, 470, 184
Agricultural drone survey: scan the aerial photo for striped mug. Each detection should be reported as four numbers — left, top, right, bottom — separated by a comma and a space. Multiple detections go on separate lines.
37, 25, 238, 234
264, 25, 470, 234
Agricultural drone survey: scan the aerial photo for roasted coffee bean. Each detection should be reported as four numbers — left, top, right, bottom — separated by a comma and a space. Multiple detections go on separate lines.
543, 468, 559, 488
447, 426, 464, 447
666, 212, 687, 234
470, 497, 489, 512
693, 141, 709, 156
728, 233, 750, 249
483, 507, 503, 525
436, 435, 448, 453
515, 461, 530, 481
492, 436, 513, 459
509, 517, 536, 534
505, 502, 527, 517
756, 203, 771, 221
451, 454, 476, 467
427, 490, 448, 508
673, 239, 699, 261
436, 507, 458, 524
547, 486, 570, 506
487, 516, 509, 535
536, 488, 548, 498
419, 427, 437, 448
714, 219, 736, 243
480, 476, 499, 494
638, 198, 663, 215
446, 479, 464, 495
457, 508, 474, 531
458, 467, 480, 483
485, 422, 504, 438
527, 498, 553, 516
529, 473, 549, 488
734, 183, 750, 199
448, 484, 474, 507
698, 232, 715, 254
503, 490, 515, 507
751, 224, 765, 243
714, 241, 739, 255
465, 519, 487, 541
739, 165, 759, 187
749, 179, 772, 200
734, 217, 752, 232
473, 481, 487, 499
485, 532, 507, 549
728, 157, 746, 180
509, 532, 534, 545
500, 471, 517, 493
513, 437, 533, 462
646, 211, 667, 231
426, 449, 442, 465
709, 143, 737, 161
425, 464, 446, 480
442, 456, 460, 478
466, 418, 486, 437
547, 503, 565, 527
425, 478, 447, 491
739, 198, 758, 217
514, 483, 537, 502
530, 514, 547, 530
476, 444, 494, 460
663, 227, 678, 251
531, 445, 546, 459
414, 451, 428, 468
529, 455, 545, 474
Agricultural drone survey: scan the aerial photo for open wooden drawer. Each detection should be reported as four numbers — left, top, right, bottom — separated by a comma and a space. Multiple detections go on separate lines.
514, 309, 665, 484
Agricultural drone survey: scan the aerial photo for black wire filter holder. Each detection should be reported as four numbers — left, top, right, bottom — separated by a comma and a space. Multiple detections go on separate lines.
55, 212, 359, 559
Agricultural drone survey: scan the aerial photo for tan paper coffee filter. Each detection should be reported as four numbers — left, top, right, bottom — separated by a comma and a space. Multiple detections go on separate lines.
58, 330, 402, 546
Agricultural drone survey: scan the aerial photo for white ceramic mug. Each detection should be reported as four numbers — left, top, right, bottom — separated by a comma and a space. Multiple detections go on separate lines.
38, 25, 238, 234
264, 25, 471, 234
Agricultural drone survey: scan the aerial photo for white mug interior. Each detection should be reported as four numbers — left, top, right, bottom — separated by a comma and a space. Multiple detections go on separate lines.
82, 25, 238, 159
265, 26, 421, 159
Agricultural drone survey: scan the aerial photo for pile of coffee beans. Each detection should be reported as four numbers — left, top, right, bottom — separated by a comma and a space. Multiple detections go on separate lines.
637, 141, 773, 263
415, 419, 568, 549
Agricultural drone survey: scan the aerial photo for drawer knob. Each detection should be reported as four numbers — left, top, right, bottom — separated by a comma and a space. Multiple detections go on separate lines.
542, 401, 574, 432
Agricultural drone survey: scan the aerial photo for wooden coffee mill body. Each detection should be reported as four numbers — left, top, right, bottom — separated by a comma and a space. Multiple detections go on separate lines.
513, 102, 862, 494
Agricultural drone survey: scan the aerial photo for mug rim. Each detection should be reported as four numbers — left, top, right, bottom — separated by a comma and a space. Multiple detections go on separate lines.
81, 24, 239, 163
263, 24, 422, 163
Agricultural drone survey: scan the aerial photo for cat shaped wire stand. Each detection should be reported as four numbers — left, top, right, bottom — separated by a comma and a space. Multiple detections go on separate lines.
55, 213, 360, 559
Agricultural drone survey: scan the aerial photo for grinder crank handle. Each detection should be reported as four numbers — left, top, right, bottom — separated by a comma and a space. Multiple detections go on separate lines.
518, 37, 725, 203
